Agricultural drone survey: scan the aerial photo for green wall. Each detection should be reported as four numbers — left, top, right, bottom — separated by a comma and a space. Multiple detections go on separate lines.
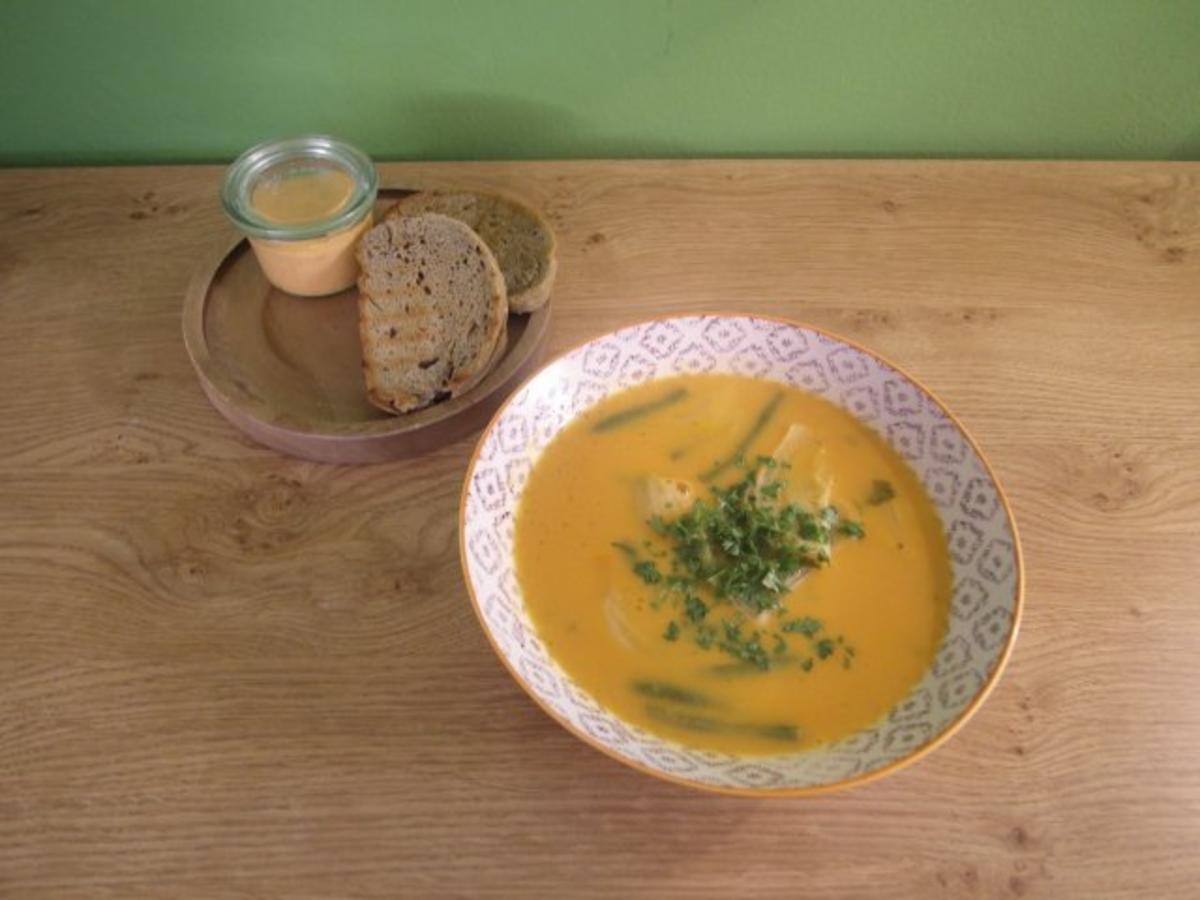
2, 0, 1198, 165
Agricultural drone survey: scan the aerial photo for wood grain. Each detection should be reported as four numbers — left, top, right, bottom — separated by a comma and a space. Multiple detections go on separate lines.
1, 160, 1198, 898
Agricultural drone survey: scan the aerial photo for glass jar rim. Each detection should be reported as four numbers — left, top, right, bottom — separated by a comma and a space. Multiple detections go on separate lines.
221, 134, 378, 241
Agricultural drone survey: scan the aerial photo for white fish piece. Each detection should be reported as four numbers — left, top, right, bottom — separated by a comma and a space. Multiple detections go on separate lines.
760, 423, 834, 510
638, 475, 697, 521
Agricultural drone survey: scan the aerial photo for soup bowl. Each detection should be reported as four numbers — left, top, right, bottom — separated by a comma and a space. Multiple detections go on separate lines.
460, 314, 1022, 795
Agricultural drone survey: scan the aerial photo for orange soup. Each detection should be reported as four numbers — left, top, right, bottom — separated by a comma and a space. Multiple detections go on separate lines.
515, 374, 952, 755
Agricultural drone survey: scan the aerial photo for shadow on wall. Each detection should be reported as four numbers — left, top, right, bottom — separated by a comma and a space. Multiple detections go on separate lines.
374, 91, 691, 160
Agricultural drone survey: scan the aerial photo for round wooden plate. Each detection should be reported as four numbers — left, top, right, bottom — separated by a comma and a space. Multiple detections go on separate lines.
182, 188, 552, 464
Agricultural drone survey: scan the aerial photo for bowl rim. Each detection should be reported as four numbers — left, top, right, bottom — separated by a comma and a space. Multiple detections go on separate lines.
458, 311, 1025, 797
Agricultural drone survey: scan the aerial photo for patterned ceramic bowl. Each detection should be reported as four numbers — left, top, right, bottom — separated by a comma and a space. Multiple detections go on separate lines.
460, 314, 1022, 796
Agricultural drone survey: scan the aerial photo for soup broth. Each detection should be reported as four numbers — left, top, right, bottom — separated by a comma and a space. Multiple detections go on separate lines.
515, 374, 951, 755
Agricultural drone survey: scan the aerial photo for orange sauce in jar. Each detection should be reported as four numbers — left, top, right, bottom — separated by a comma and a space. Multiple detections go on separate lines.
222, 136, 378, 297
247, 168, 372, 296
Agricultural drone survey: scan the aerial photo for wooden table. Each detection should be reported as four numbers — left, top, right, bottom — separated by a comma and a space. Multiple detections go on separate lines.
1, 161, 1197, 898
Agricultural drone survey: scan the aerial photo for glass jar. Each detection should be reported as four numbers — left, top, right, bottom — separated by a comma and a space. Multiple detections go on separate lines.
221, 135, 378, 297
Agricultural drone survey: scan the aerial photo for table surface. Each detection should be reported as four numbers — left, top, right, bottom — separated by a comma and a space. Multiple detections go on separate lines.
1, 160, 1198, 899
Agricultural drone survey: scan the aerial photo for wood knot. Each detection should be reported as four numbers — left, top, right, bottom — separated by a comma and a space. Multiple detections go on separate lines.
850, 308, 895, 329
252, 474, 308, 522
1060, 445, 1146, 512
1120, 179, 1198, 258
105, 430, 158, 465
955, 307, 1000, 325
177, 558, 207, 585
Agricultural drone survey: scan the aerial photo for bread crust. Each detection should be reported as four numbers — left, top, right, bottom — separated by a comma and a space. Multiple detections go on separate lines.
386, 191, 556, 313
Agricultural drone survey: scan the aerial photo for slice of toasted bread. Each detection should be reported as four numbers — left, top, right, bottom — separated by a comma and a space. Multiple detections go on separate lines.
386, 191, 556, 313
356, 213, 507, 414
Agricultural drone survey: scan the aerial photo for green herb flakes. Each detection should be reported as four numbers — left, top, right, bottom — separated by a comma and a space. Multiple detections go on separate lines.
616, 454, 866, 677
867, 479, 896, 506
836, 519, 866, 539
782, 616, 822, 636
633, 560, 663, 584
684, 594, 709, 623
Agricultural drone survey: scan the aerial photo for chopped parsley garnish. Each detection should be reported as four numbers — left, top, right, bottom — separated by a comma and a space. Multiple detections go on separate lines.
782, 616, 822, 636
613, 456, 861, 675
654, 461, 842, 613
632, 560, 663, 584
836, 520, 866, 539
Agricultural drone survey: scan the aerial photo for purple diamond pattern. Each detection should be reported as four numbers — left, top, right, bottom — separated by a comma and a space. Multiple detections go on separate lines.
844, 385, 880, 421
883, 378, 922, 416
925, 468, 962, 509
785, 360, 830, 394
765, 325, 810, 362
930, 422, 967, 464
938, 670, 983, 709
933, 636, 972, 676
469, 528, 502, 575
580, 713, 632, 745
644, 747, 699, 773
886, 422, 926, 461
730, 344, 771, 378
834, 729, 879, 755
639, 321, 685, 359
960, 477, 999, 521
727, 764, 785, 788
571, 380, 607, 413
672, 342, 718, 374
518, 658, 561, 699
972, 607, 1011, 652
497, 413, 529, 456
582, 341, 621, 378
506, 458, 532, 494
474, 466, 505, 512
618, 353, 656, 386
948, 520, 985, 566
889, 689, 932, 722
882, 722, 933, 754
701, 316, 747, 352
952, 578, 988, 621
978, 539, 1015, 584
828, 346, 870, 384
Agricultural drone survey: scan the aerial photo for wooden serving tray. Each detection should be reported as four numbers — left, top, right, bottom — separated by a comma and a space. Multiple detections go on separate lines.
182, 188, 551, 463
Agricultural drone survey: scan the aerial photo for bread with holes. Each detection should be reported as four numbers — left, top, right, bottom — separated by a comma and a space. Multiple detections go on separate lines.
356, 213, 507, 414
